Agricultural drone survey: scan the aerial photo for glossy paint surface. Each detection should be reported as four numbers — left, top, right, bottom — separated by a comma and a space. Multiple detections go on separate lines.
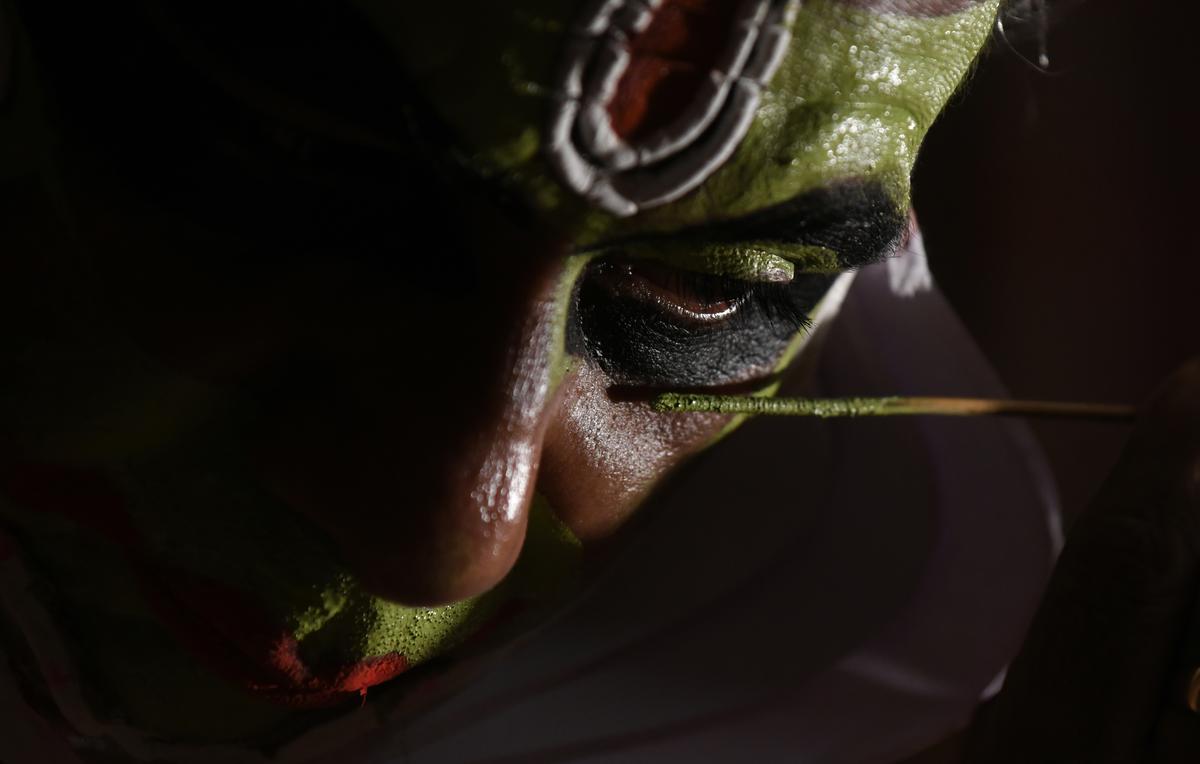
0, 0, 999, 749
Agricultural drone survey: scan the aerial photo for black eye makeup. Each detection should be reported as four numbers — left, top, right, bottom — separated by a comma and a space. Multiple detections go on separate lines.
571, 256, 837, 388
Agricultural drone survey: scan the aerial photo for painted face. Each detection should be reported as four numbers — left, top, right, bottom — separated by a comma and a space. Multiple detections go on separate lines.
0, 0, 997, 751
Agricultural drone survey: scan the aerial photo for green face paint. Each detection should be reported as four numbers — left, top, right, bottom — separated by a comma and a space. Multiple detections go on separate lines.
0, 0, 1002, 751
586, 237, 802, 281
611, 1, 1000, 233
363, 0, 997, 239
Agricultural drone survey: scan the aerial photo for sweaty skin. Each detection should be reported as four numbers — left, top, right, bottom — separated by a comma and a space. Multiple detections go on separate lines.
0, 0, 997, 747
372, 0, 997, 245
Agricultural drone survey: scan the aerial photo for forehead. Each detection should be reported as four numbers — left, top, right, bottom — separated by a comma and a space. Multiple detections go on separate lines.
357, 0, 998, 237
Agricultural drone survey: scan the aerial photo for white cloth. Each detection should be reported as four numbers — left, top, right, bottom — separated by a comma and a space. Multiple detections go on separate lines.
346, 243, 1062, 764
0, 241, 1061, 764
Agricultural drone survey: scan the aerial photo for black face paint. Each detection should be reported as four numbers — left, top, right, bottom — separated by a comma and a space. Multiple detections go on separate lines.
573, 259, 836, 388
682, 181, 908, 270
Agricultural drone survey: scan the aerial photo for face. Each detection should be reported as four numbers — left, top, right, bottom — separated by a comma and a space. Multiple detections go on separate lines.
0, 0, 997, 749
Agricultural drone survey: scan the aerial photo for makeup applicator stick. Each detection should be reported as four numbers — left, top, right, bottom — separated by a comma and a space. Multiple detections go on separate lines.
651, 393, 1137, 423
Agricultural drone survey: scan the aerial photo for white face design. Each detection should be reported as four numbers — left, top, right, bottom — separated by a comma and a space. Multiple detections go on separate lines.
0, 0, 1000, 753
546, 0, 799, 215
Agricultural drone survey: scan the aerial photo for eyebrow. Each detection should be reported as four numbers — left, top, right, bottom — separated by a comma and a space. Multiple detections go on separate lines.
641, 180, 910, 271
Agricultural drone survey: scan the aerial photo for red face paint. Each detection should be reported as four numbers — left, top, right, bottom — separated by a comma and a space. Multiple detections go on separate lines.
547, 0, 797, 214
0, 458, 412, 709
608, 0, 745, 142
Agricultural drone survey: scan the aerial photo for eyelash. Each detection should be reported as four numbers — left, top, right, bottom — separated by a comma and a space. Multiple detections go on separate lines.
570, 258, 835, 388
92, 56, 831, 391
597, 259, 809, 321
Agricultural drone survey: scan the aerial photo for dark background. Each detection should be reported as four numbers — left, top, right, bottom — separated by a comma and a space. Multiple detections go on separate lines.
914, 0, 1199, 526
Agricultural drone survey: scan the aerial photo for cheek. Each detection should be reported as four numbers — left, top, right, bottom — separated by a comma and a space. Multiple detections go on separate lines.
537, 362, 731, 541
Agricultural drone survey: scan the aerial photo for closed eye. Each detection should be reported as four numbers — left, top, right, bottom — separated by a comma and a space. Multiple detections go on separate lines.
587, 260, 754, 322
571, 256, 836, 388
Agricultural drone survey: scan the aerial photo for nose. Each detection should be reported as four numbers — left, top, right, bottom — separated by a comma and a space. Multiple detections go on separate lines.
86, 142, 579, 606
247, 225, 576, 606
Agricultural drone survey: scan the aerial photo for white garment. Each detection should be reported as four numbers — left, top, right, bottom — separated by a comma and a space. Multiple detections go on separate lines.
0, 241, 1061, 764
345, 242, 1062, 764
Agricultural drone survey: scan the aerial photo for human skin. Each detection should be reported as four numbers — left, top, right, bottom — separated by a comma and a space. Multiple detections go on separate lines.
0, 0, 1000, 746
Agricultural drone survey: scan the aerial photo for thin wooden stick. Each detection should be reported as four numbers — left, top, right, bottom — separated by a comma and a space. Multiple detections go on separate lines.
651, 393, 1137, 423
